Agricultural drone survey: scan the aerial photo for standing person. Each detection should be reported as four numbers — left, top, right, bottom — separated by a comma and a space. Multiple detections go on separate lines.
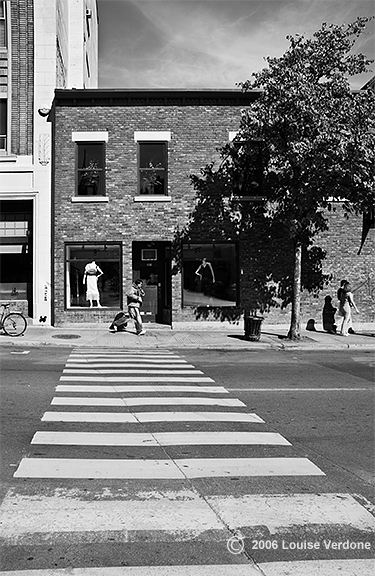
109, 279, 146, 335
338, 281, 359, 336
337, 279, 347, 302
195, 258, 215, 295
83, 261, 103, 307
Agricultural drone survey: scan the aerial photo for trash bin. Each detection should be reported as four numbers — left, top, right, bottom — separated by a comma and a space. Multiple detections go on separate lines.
244, 316, 264, 341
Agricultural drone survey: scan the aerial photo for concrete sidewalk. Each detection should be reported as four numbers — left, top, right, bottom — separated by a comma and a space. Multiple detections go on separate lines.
1, 321, 374, 351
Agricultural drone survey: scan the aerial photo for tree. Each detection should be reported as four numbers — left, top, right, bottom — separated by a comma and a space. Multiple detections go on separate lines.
188, 17, 374, 339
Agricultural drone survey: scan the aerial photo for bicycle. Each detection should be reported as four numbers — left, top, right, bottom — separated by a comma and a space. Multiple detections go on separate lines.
0, 303, 27, 337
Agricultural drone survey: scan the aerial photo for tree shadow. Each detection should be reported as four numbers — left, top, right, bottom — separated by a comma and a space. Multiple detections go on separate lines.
172, 161, 330, 322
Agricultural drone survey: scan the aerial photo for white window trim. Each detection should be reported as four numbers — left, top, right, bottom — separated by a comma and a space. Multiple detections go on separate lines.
71, 196, 109, 203
134, 196, 171, 203
72, 131, 109, 142
134, 131, 171, 142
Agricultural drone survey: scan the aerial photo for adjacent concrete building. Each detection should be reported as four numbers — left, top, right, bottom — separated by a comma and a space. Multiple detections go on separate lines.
0, 0, 98, 324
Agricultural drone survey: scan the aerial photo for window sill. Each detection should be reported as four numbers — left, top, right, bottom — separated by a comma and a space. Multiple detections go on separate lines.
134, 196, 172, 203
71, 196, 109, 203
233, 195, 266, 202
0, 154, 17, 163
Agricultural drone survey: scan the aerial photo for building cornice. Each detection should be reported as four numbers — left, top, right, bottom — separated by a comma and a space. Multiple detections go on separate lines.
52, 88, 262, 108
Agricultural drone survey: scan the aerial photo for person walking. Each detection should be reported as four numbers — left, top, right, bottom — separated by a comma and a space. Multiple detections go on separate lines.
109, 279, 146, 335
338, 281, 359, 336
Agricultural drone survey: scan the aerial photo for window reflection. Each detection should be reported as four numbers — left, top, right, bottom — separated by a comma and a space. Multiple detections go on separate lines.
182, 243, 237, 307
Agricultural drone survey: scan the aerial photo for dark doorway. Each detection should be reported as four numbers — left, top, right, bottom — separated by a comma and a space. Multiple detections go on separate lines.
132, 241, 172, 324
0, 200, 33, 316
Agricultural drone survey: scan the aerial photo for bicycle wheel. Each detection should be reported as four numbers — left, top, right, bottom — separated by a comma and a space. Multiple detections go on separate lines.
3, 312, 27, 337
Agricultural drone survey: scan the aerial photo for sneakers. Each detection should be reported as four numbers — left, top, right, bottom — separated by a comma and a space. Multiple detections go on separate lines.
137, 330, 146, 336
108, 325, 117, 333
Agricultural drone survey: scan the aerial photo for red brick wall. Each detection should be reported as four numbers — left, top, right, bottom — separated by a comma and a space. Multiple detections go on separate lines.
10, 0, 34, 156
53, 101, 375, 326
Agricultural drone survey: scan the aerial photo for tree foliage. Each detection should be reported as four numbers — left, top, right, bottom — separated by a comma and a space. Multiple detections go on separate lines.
182, 17, 375, 339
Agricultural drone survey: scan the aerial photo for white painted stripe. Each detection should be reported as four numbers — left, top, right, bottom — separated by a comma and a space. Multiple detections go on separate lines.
207, 493, 375, 530
69, 353, 176, 358
135, 412, 265, 423
32, 432, 158, 446
66, 362, 191, 368
55, 385, 229, 394
13, 457, 324, 479
63, 369, 204, 374
0, 566, 256, 576
258, 560, 375, 576
155, 432, 290, 446
14, 458, 185, 479
226, 387, 372, 391
41, 412, 138, 423
67, 359, 189, 364
2, 491, 373, 538
52, 397, 125, 406
31, 431, 288, 446
51, 397, 244, 407
41, 411, 264, 423
0, 562, 372, 576
60, 376, 214, 382
177, 458, 325, 478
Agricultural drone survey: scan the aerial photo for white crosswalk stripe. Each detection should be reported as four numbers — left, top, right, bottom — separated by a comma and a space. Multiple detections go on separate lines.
56, 384, 229, 393
4, 349, 374, 574
41, 411, 265, 423
0, 561, 374, 575
51, 396, 245, 406
60, 375, 215, 382
31, 431, 291, 446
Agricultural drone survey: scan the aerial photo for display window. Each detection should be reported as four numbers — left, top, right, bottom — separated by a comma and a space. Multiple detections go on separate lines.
65, 243, 121, 308
182, 243, 238, 307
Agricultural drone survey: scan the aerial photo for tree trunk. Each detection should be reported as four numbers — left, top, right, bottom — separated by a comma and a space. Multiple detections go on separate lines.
287, 242, 302, 340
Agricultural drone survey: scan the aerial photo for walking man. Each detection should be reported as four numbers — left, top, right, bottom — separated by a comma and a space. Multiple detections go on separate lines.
109, 279, 146, 335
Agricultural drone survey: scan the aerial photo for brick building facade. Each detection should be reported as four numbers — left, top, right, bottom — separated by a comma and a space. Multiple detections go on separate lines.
51, 88, 375, 327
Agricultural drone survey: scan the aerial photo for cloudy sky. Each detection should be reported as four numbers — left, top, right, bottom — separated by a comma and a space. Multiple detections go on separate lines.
97, 0, 374, 89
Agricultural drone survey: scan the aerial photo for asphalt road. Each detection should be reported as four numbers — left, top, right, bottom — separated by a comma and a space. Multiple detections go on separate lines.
0, 346, 374, 575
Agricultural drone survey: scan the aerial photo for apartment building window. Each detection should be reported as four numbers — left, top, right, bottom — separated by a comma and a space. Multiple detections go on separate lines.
77, 142, 105, 196
138, 142, 167, 195
65, 243, 121, 309
0, 1, 7, 48
0, 98, 6, 151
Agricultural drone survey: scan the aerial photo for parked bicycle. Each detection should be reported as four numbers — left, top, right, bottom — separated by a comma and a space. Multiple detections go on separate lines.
0, 303, 27, 337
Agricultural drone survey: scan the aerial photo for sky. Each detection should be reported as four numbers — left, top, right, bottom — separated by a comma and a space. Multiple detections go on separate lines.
97, 0, 375, 89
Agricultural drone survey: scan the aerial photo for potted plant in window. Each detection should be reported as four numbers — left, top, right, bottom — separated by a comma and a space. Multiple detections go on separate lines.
141, 161, 163, 195
80, 160, 100, 195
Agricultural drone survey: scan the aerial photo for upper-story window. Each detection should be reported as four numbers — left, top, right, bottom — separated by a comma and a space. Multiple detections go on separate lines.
229, 133, 264, 198
76, 142, 105, 196
138, 142, 167, 195
0, 1, 7, 49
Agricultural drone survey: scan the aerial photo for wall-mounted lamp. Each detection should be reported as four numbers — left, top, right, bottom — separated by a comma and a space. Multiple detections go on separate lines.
38, 107, 51, 117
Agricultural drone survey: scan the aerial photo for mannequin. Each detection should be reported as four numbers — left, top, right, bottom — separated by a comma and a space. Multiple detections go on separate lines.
195, 258, 215, 295
83, 260, 103, 307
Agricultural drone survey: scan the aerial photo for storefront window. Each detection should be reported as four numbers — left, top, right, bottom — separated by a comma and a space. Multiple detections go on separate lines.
182, 243, 238, 307
66, 244, 121, 308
